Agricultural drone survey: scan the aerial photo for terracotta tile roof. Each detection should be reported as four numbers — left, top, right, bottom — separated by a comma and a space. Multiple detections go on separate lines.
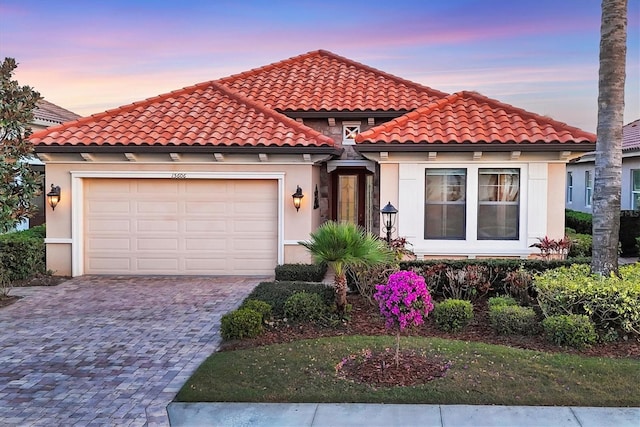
356, 91, 597, 148
218, 49, 447, 112
31, 81, 336, 149
623, 118, 640, 151
33, 99, 81, 124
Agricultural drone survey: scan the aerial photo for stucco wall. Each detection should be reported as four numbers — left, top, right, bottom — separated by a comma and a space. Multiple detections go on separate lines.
43, 156, 321, 276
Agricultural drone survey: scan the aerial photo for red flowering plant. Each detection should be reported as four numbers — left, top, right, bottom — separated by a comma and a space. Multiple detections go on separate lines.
374, 270, 435, 366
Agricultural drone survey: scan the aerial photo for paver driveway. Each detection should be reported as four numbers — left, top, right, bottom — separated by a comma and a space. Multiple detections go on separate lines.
0, 275, 265, 426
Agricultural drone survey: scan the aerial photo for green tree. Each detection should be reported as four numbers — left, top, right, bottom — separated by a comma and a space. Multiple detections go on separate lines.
299, 221, 394, 315
0, 58, 42, 233
592, 0, 627, 276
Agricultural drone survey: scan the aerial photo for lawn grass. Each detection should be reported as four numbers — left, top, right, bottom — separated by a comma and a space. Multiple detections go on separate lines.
176, 336, 640, 406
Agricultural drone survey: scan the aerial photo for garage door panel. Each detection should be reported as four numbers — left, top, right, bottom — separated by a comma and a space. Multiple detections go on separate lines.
136, 238, 179, 251
185, 201, 220, 214
137, 201, 178, 214
184, 238, 226, 251
88, 200, 131, 214
234, 239, 274, 251
184, 219, 226, 232
136, 258, 179, 271
87, 257, 131, 271
87, 238, 131, 250
137, 219, 179, 232
136, 180, 178, 193
87, 219, 131, 232
84, 178, 277, 275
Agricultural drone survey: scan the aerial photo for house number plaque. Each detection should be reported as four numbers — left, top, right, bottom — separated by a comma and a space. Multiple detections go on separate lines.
171, 173, 187, 179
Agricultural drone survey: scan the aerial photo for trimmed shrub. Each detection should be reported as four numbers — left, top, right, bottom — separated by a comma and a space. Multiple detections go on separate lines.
240, 299, 272, 322
567, 231, 592, 258
220, 308, 263, 340
489, 305, 538, 335
0, 227, 46, 281
535, 263, 640, 335
488, 296, 518, 309
636, 236, 640, 256
275, 263, 328, 282
565, 209, 592, 235
542, 314, 597, 348
245, 281, 334, 317
284, 292, 327, 322
433, 299, 474, 332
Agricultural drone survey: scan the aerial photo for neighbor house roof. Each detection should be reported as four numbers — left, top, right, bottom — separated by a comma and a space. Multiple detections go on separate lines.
623, 118, 640, 151
356, 91, 597, 151
33, 99, 81, 125
218, 49, 447, 112
32, 81, 336, 151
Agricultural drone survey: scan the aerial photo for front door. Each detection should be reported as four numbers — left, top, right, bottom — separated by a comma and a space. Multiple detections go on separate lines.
331, 169, 373, 231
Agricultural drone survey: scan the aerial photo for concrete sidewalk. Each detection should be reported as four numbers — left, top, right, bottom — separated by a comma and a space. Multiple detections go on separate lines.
167, 402, 639, 427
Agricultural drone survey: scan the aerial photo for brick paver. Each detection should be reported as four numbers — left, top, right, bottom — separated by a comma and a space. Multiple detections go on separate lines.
0, 275, 265, 426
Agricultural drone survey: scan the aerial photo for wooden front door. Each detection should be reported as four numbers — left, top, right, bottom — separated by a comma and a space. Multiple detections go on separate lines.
331, 169, 373, 231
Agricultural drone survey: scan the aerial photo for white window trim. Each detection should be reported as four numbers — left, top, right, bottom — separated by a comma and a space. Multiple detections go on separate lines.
69, 171, 285, 277
585, 170, 593, 207
566, 171, 573, 204
632, 169, 640, 210
398, 163, 530, 257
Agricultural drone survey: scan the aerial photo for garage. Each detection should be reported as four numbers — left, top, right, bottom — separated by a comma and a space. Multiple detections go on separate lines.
83, 178, 278, 275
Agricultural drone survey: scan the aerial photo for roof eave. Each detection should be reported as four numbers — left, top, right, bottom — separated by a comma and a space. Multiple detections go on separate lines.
355, 142, 597, 153
34, 144, 343, 156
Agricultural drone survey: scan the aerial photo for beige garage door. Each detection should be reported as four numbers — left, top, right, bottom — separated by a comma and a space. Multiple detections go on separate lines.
84, 178, 278, 275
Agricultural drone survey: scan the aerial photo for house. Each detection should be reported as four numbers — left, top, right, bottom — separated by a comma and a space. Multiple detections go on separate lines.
16, 100, 81, 230
30, 50, 596, 277
566, 119, 640, 213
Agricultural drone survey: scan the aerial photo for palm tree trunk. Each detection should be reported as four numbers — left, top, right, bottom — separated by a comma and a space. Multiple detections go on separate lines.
334, 273, 348, 315
592, 0, 627, 276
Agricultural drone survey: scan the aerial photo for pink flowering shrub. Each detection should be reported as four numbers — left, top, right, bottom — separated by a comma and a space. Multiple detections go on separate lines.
374, 270, 435, 331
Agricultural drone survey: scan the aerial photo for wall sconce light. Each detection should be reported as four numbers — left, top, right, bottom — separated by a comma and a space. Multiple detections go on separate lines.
47, 184, 61, 211
380, 201, 398, 243
292, 186, 304, 212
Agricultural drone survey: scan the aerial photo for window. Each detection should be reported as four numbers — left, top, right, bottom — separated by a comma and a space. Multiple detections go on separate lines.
585, 170, 593, 207
337, 175, 358, 223
566, 171, 573, 203
342, 122, 360, 145
477, 169, 520, 240
633, 170, 640, 210
424, 169, 466, 239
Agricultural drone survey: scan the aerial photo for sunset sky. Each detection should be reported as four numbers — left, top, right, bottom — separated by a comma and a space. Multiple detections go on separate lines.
1, 0, 638, 132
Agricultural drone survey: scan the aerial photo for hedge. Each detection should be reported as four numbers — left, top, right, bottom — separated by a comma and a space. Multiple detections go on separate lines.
0, 225, 46, 281
535, 263, 640, 335
244, 281, 334, 317
274, 263, 328, 282
399, 258, 590, 299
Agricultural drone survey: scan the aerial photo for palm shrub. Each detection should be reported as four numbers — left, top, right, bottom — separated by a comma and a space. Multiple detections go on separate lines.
299, 221, 394, 315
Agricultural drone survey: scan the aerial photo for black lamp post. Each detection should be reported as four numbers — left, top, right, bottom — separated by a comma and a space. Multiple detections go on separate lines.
380, 201, 398, 243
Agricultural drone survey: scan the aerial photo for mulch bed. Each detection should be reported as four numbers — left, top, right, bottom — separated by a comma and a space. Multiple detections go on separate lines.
222, 293, 640, 360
